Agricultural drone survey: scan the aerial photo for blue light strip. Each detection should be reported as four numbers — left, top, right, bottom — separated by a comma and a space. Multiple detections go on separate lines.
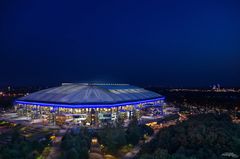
15, 97, 165, 108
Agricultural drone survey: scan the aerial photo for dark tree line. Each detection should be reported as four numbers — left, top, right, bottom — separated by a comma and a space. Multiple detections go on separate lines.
0, 129, 51, 159
138, 114, 240, 159
98, 118, 154, 154
60, 128, 91, 159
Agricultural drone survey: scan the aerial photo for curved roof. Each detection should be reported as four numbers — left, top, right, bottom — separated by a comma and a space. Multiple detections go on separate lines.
16, 83, 163, 105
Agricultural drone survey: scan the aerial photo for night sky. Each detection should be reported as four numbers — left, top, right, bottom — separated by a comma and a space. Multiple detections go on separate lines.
0, 0, 240, 87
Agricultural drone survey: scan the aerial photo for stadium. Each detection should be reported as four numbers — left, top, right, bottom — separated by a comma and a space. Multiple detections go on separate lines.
14, 83, 165, 126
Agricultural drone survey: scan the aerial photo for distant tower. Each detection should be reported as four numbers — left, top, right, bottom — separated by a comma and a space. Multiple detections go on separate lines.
7, 86, 11, 92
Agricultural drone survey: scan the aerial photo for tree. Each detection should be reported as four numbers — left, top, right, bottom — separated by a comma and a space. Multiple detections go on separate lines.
61, 129, 90, 159
115, 116, 124, 127
126, 119, 144, 145
140, 125, 154, 136
140, 154, 154, 159
126, 125, 142, 145
154, 149, 171, 159
98, 128, 127, 153
78, 147, 89, 159
26, 150, 40, 159
65, 148, 79, 159
139, 114, 240, 159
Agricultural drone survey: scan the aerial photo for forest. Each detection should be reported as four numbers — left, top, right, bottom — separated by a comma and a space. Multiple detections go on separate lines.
138, 114, 240, 159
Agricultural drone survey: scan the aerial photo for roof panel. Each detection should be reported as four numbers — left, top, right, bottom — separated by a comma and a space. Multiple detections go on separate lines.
18, 83, 163, 104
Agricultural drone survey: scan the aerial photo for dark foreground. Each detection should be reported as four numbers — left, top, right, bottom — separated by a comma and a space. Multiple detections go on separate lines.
137, 113, 240, 159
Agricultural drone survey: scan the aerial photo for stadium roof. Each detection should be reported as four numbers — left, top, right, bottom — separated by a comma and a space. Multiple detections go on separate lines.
16, 83, 164, 106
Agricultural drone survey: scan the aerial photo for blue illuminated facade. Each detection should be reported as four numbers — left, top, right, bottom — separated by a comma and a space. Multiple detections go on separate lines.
15, 97, 165, 108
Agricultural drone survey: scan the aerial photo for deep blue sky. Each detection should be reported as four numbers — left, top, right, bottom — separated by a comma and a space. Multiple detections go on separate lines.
0, 0, 240, 87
